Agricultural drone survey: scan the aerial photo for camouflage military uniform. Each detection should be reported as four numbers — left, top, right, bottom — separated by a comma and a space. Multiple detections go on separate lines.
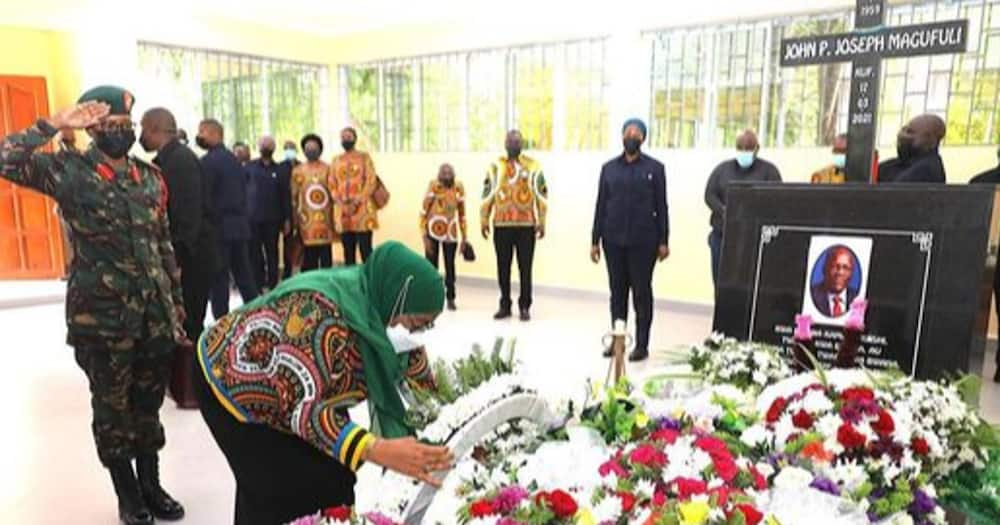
0, 118, 183, 466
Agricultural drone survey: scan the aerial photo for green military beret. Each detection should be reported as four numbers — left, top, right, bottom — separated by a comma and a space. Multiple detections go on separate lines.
77, 85, 135, 116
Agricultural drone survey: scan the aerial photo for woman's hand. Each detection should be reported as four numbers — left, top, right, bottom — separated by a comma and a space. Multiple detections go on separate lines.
366, 437, 454, 487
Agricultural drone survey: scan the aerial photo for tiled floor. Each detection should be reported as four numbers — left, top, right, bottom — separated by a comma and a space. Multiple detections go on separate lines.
0, 282, 995, 524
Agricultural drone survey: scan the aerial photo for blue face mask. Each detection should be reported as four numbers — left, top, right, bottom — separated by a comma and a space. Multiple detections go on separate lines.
284, 149, 297, 162
736, 151, 756, 169
833, 153, 847, 169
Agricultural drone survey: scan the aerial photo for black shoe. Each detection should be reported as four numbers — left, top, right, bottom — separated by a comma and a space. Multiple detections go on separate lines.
519, 310, 531, 322
137, 454, 185, 521
628, 348, 649, 362
108, 460, 154, 525
447, 300, 457, 311
494, 309, 512, 320
994, 367, 1000, 384
602, 346, 613, 358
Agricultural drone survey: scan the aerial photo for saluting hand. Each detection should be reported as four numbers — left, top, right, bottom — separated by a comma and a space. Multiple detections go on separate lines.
49, 101, 110, 130
366, 437, 454, 488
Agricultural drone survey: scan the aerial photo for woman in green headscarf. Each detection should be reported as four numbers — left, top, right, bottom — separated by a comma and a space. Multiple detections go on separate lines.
193, 241, 454, 525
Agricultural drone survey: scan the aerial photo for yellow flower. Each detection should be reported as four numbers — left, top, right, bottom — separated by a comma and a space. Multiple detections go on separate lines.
591, 381, 604, 399
678, 501, 711, 525
672, 406, 686, 420
576, 508, 596, 525
635, 411, 650, 429
766, 515, 782, 525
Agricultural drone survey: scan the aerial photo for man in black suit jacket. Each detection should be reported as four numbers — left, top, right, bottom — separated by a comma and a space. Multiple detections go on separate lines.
878, 114, 947, 184
811, 245, 858, 317
970, 158, 1000, 382
141, 108, 221, 343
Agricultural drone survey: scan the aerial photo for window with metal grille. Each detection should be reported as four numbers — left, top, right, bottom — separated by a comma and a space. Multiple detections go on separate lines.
340, 37, 609, 153
646, 0, 1000, 148
136, 42, 329, 149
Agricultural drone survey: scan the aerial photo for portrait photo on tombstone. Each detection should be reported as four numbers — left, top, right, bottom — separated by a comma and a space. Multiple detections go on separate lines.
801, 236, 872, 326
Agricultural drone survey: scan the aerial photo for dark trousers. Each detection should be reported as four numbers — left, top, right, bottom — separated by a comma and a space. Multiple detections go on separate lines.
193, 358, 356, 525
993, 269, 1000, 367
282, 233, 302, 280
494, 226, 535, 311
603, 241, 657, 352
302, 244, 333, 271
341, 231, 373, 266
709, 229, 723, 288
74, 336, 173, 466
250, 221, 280, 291
427, 239, 458, 301
177, 245, 214, 342
211, 241, 260, 319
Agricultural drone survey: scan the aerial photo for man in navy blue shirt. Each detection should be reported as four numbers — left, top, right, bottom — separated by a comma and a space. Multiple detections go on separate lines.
245, 136, 290, 292
591, 118, 670, 362
196, 119, 259, 319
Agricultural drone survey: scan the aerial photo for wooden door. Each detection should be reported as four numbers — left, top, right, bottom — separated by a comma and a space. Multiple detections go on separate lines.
0, 75, 65, 279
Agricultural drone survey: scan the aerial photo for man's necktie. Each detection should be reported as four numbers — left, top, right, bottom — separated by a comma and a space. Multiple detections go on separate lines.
833, 297, 843, 316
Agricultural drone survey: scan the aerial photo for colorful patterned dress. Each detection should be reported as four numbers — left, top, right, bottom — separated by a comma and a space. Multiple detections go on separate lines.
329, 151, 379, 233
197, 290, 434, 472
291, 161, 335, 246
420, 180, 467, 242
481, 154, 548, 229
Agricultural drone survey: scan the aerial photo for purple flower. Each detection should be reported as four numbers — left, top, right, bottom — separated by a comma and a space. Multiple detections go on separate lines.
494, 486, 530, 513
809, 477, 841, 496
657, 417, 682, 431
840, 406, 863, 424
908, 489, 937, 516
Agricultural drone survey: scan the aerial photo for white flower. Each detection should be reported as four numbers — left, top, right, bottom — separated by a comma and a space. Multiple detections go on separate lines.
884, 512, 914, 525
755, 462, 775, 478
773, 466, 814, 490
752, 370, 768, 385
591, 496, 622, 523
634, 479, 656, 499
466, 517, 501, 525
802, 389, 835, 414
930, 506, 948, 525
774, 413, 797, 445
740, 424, 769, 448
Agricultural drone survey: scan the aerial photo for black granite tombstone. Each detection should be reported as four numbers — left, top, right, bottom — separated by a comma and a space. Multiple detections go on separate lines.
713, 184, 1000, 379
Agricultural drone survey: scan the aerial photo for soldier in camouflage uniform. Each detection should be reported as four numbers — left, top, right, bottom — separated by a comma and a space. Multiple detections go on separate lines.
0, 86, 186, 525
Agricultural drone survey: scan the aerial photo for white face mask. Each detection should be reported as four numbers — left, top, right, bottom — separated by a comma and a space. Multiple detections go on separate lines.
386, 324, 429, 354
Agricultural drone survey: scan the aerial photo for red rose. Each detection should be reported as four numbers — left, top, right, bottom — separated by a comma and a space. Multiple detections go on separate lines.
709, 486, 730, 507
694, 436, 730, 457
766, 397, 789, 424
651, 428, 680, 444
322, 506, 352, 520
750, 467, 768, 490
912, 437, 930, 456
871, 410, 895, 437
792, 409, 814, 429
841, 387, 875, 403
469, 499, 496, 518
618, 491, 637, 513
629, 444, 668, 468
653, 491, 666, 506
599, 454, 629, 478
672, 477, 708, 500
713, 457, 739, 482
735, 504, 764, 525
545, 490, 578, 519
837, 423, 867, 449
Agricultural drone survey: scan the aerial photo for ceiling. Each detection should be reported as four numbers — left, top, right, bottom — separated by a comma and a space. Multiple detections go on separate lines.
0, 0, 859, 39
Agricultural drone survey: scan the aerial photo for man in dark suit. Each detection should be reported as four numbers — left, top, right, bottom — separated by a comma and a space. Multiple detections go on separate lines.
811, 245, 858, 317
970, 156, 1000, 383
878, 114, 947, 184
590, 118, 670, 362
196, 119, 259, 319
141, 108, 221, 345
246, 136, 289, 292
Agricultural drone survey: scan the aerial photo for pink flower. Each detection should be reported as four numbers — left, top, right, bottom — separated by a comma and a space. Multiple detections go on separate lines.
629, 444, 667, 468
794, 314, 813, 340
599, 454, 629, 478
672, 478, 708, 500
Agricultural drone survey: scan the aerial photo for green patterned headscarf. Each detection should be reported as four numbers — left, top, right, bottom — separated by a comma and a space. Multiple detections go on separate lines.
243, 241, 445, 438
